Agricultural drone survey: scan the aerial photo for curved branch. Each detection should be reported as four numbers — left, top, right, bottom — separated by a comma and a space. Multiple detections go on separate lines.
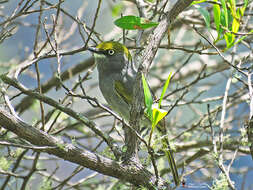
141, 0, 194, 71
128, 0, 194, 183
1, 74, 121, 158
0, 108, 171, 190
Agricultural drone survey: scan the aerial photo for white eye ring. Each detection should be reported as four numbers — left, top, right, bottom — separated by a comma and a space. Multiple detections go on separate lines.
108, 49, 115, 55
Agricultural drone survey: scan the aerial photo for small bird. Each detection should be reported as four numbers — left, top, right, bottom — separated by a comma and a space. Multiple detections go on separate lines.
88, 41, 137, 122
88, 41, 179, 186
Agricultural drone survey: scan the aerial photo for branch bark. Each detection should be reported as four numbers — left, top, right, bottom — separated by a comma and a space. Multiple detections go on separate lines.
128, 0, 194, 180
0, 0, 194, 189
0, 108, 171, 190
141, 0, 194, 71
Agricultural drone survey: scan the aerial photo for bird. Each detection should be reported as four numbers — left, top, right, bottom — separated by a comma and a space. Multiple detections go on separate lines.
88, 41, 179, 186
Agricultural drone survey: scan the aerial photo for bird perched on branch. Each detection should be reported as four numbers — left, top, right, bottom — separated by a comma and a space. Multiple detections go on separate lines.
88, 41, 179, 186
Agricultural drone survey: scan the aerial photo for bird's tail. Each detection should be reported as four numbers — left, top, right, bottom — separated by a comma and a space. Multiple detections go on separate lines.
162, 138, 180, 186
157, 121, 180, 186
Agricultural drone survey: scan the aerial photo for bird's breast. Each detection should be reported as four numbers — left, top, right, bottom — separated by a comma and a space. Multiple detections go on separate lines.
98, 73, 131, 121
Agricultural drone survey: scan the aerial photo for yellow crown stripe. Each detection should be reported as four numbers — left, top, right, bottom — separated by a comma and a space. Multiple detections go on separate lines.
96, 41, 132, 61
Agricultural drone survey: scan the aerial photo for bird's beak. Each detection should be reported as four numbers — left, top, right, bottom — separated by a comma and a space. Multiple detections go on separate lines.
88, 47, 100, 54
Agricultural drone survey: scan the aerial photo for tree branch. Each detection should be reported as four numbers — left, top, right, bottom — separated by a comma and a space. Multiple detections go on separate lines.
15, 57, 94, 114
0, 108, 171, 190
141, 0, 194, 71
1, 74, 121, 158
127, 0, 194, 182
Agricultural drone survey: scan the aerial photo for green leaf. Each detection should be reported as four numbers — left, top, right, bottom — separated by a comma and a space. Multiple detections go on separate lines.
198, 7, 211, 30
220, 0, 228, 28
229, 0, 241, 44
228, 0, 237, 17
220, 9, 226, 27
229, 11, 240, 47
191, 0, 207, 5
142, 74, 153, 120
231, 16, 240, 34
152, 107, 168, 129
114, 15, 158, 30
224, 32, 233, 48
159, 72, 172, 108
220, 6, 235, 48
213, 0, 221, 40
237, 0, 248, 18
240, 0, 248, 16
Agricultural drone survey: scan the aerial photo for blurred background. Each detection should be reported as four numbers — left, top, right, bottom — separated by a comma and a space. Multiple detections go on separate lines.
0, 0, 253, 189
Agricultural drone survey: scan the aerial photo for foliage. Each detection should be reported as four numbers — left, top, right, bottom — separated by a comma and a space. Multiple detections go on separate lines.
195, 0, 251, 49
114, 15, 158, 30
0, 0, 252, 189
142, 73, 153, 120
142, 72, 172, 131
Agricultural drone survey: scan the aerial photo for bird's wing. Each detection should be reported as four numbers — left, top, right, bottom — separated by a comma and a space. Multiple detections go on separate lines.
114, 80, 132, 105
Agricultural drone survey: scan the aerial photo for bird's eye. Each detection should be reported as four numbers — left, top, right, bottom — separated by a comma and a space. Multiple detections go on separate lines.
107, 49, 115, 55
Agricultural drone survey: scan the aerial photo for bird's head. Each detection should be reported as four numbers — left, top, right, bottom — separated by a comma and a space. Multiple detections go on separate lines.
88, 41, 132, 73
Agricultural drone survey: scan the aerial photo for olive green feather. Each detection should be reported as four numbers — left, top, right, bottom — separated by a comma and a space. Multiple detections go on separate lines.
114, 80, 132, 105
